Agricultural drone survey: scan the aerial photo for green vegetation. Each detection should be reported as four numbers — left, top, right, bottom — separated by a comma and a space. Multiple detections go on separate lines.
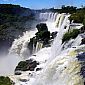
51, 6, 85, 43
0, 4, 34, 41
62, 29, 80, 43
51, 6, 85, 42
0, 76, 13, 85
69, 7, 85, 27
0, 4, 32, 25
69, 12, 84, 23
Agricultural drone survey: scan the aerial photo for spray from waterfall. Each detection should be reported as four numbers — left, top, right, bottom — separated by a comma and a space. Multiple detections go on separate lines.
9, 12, 84, 85
9, 29, 37, 59
51, 14, 70, 60
29, 13, 84, 85
9, 13, 67, 59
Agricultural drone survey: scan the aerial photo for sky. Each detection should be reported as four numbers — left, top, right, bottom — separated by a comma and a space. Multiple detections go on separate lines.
0, 0, 85, 9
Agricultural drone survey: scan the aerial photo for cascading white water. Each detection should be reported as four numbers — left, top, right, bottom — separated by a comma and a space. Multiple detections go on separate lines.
31, 51, 82, 85
35, 42, 43, 52
51, 14, 70, 59
9, 12, 85, 85
28, 14, 84, 85
9, 29, 37, 59
9, 13, 66, 59
39, 12, 58, 22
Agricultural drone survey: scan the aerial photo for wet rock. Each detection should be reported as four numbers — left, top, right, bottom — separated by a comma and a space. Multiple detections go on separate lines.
19, 79, 28, 82
64, 26, 67, 29
81, 38, 85, 44
36, 68, 42, 71
33, 54, 36, 56
84, 82, 85, 85
77, 52, 85, 78
77, 52, 85, 61
36, 23, 48, 32
27, 23, 51, 54
15, 59, 39, 71
51, 31, 57, 39
14, 71, 22, 75
80, 26, 85, 33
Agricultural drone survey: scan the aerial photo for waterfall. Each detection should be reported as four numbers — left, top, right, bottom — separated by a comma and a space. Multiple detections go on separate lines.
39, 13, 68, 32
9, 12, 85, 85
51, 14, 70, 60
35, 42, 43, 52
9, 13, 67, 59
32, 49, 84, 85
29, 14, 84, 85
9, 29, 37, 59
39, 12, 58, 22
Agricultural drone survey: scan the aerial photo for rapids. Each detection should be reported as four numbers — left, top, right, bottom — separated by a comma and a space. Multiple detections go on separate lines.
9, 12, 85, 85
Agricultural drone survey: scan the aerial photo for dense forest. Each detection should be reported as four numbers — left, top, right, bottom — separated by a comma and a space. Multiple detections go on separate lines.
0, 4, 34, 41
0, 4, 35, 52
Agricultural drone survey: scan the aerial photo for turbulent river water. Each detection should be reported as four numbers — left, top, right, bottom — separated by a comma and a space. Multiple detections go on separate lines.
1, 12, 85, 85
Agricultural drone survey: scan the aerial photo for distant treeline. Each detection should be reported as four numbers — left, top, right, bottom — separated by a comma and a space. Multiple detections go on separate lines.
0, 4, 31, 15
0, 4, 34, 24
49, 5, 84, 13
49, 6, 77, 14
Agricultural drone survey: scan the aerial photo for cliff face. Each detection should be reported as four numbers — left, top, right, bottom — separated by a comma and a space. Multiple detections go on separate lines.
0, 4, 35, 52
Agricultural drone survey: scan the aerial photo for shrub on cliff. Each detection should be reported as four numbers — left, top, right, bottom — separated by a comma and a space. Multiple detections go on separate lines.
0, 76, 13, 85
69, 13, 84, 23
62, 29, 80, 43
83, 17, 85, 27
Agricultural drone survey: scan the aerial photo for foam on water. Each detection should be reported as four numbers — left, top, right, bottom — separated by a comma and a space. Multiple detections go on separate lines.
9, 29, 37, 59
31, 48, 84, 85
9, 13, 85, 85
